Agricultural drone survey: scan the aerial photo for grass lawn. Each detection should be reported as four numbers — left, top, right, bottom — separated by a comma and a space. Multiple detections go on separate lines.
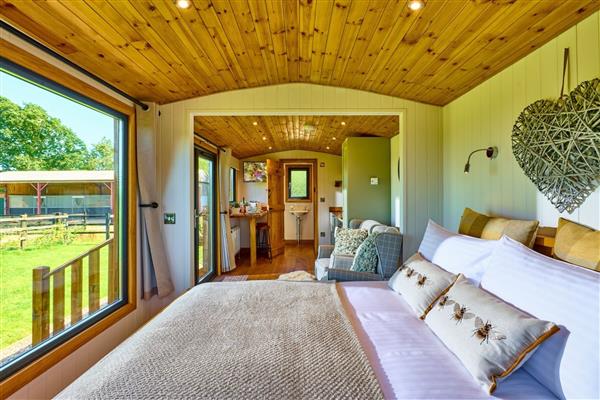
0, 238, 110, 354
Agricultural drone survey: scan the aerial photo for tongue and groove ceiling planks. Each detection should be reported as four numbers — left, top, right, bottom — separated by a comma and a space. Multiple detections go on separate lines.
194, 115, 399, 157
1, 0, 598, 106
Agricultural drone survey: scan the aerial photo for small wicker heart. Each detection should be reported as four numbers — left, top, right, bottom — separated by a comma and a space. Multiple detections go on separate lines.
512, 78, 600, 213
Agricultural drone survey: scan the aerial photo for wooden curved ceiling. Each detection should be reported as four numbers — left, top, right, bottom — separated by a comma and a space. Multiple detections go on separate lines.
194, 115, 399, 158
1, 1, 598, 106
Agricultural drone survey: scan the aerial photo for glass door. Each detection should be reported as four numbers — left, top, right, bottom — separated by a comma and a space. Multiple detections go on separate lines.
194, 148, 216, 283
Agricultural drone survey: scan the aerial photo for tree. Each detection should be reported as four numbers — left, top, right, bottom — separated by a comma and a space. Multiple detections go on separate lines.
87, 137, 114, 170
0, 96, 108, 171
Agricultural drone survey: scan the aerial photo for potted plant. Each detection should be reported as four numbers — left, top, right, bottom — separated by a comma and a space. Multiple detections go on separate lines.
230, 201, 241, 215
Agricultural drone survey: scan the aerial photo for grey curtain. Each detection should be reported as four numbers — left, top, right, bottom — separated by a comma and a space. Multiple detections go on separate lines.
136, 104, 174, 299
219, 148, 236, 272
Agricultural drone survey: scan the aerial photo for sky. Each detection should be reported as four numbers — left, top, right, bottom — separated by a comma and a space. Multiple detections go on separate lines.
0, 70, 115, 148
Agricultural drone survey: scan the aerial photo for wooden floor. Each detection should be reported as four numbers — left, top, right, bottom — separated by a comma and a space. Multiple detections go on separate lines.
216, 243, 315, 281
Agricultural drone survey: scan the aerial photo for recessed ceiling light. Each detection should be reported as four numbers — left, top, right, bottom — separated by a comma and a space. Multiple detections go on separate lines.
408, 0, 424, 11
332, 137, 337, 140
176, 0, 191, 9
303, 123, 316, 134
340, 121, 346, 126
262, 136, 267, 141
269, 146, 273, 150
252, 121, 258, 126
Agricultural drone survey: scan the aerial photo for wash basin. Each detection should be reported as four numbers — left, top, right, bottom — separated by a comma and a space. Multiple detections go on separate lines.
289, 209, 309, 217
290, 210, 309, 217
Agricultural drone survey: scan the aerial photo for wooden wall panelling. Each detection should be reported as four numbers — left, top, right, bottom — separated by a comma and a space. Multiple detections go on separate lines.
194, 114, 399, 158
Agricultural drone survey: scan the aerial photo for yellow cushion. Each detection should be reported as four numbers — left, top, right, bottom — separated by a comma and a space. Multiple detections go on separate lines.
554, 218, 600, 271
458, 208, 490, 237
459, 208, 539, 247
481, 217, 539, 248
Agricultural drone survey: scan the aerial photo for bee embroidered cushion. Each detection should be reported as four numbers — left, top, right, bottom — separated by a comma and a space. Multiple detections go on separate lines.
388, 253, 459, 319
424, 276, 559, 394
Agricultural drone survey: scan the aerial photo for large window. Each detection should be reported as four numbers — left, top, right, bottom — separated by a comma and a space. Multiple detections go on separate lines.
0, 60, 129, 379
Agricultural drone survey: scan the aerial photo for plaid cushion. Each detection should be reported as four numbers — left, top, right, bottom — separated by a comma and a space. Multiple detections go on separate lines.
374, 232, 403, 279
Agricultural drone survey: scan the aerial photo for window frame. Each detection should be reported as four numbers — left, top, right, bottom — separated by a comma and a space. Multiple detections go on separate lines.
229, 167, 237, 203
285, 164, 312, 202
0, 52, 136, 396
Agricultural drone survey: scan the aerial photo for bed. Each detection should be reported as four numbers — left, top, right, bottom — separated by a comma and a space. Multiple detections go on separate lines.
58, 222, 599, 400
58, 280, 555, 400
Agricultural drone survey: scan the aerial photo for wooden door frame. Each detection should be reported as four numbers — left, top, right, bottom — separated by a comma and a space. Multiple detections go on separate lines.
280, 158, 318, 254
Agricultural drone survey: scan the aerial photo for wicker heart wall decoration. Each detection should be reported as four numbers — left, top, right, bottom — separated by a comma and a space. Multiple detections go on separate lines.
512, 78, 600, 213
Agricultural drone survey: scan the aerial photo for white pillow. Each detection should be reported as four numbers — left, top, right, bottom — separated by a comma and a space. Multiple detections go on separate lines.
480, 236, 600, 400
425, 276, 559, 394
418, 220, 497, 284
388, 253, 459, 319
418, 219, 457, 261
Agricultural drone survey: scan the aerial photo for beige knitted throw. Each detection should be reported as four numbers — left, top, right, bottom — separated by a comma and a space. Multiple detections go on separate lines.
57, 281, 383, 399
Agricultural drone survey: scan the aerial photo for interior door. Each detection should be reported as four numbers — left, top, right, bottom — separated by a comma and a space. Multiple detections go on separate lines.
194, 148, 216, 283
266, 159, 285, 257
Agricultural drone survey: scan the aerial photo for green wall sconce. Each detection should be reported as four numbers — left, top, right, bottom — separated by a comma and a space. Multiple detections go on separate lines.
464, 146, 498, 174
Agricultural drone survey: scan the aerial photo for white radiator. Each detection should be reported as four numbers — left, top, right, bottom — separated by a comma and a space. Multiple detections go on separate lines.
231, 225, 241, 255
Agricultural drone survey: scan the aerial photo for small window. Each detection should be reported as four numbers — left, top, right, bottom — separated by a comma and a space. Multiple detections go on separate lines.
287, 166, 311, 201
229, 168, 237, 202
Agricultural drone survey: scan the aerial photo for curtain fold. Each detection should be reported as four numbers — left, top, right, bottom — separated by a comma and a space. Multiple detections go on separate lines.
136, 104, 174, 299
219, 148, 236, 272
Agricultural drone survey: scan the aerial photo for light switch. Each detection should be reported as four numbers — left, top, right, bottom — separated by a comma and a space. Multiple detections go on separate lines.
370, 177, 379, 185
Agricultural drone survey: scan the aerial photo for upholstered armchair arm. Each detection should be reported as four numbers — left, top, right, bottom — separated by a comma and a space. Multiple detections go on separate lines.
349, 219, 364, 229
330, 254, 354, 270
317, 245, 334, 259
327, 269, 383, 282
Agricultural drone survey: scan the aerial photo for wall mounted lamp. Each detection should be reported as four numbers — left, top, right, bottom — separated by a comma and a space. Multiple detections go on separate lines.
464, 146, 498, 174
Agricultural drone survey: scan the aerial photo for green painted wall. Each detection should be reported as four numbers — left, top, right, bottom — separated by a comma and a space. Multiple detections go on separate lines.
343, 137, 391, 225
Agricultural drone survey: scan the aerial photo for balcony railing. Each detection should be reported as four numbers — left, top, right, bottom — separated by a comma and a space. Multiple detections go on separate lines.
31, 238, 118, 344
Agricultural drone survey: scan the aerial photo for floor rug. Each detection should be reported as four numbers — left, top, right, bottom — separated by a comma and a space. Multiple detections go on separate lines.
278, 270, 316, 281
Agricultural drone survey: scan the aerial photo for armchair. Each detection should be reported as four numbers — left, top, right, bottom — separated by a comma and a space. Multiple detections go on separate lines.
315, 223, 403, 281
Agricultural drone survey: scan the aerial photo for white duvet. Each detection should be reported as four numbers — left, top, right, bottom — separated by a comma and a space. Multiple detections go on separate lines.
338, 281, 557, 400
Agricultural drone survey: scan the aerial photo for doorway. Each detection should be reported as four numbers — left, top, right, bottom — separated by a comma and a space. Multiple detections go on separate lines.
194, 147, 217, 283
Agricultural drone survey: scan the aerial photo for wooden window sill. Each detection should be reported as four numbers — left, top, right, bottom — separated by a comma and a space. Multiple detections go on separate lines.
0, 302, 136, 398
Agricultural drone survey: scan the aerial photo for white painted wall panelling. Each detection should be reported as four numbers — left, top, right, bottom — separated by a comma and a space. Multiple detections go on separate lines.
157, 83, 443, 270
442, 12, 600, 231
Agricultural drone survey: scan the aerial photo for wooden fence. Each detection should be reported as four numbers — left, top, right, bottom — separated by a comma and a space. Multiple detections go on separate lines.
31, 237, 118, 344
0, 213, 113, 248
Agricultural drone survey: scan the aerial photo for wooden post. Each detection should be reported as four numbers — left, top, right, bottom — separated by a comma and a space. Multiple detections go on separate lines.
71, 260, 83, 324
107, 239, 118, 303
105, 213, 110, 239
20, 214, 27, 249
89, 249, 100, 312
32, 266, 50, 345
52, 269, 65, 333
